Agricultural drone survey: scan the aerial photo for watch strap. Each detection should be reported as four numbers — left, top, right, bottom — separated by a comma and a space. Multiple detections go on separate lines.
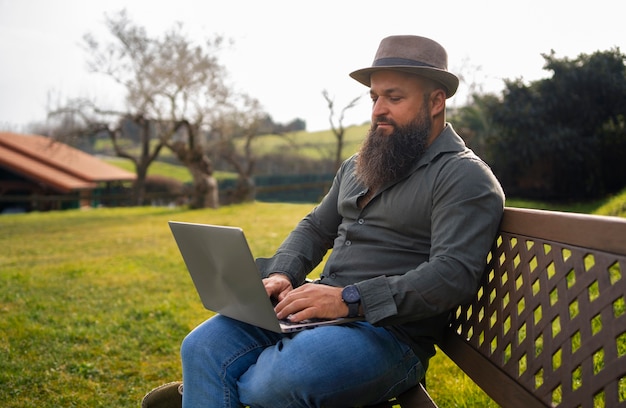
347, 302, 359, 318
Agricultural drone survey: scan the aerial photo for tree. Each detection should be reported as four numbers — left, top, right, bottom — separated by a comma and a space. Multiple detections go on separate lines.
52, 10, 263, 208
85, 10, 229, 208
449, 93, 500, 160
322, 90, 361, 171
486, 48, 626, 200
49, 100, 165, 205
212, 95, 266, 203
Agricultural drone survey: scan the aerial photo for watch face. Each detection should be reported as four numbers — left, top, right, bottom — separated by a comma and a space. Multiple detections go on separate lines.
342, 285, 360, 303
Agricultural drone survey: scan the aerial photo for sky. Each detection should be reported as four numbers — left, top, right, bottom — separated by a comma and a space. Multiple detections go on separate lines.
1, 0, 624, 132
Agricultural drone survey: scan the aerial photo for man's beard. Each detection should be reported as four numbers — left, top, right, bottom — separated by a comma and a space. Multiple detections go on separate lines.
355, 110, 431, 191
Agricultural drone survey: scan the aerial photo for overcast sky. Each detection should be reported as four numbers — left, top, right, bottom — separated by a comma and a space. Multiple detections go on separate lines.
1, 0, 624, 132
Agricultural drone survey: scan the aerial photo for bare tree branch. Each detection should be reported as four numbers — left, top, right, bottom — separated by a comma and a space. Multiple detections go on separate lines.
323, 90, 362, 171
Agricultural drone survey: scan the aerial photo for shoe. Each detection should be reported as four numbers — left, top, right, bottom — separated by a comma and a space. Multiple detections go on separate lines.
141, 381, 183, 408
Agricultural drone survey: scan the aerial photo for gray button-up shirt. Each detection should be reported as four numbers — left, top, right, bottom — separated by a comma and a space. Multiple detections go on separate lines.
257, 124, 505, 368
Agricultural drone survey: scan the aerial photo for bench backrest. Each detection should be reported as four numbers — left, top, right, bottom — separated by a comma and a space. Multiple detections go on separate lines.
440, 207, 626, 408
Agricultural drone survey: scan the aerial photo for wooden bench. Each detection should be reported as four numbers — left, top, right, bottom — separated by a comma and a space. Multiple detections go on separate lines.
374, 207, 626, 408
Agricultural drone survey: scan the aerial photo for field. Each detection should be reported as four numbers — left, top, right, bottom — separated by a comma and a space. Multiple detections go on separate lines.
101, 124, 372, 185
1, 195, 624, 407
1, 203, 501, 407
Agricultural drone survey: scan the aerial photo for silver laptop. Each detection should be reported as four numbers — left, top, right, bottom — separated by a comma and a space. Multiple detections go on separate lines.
168, 221, 361, 333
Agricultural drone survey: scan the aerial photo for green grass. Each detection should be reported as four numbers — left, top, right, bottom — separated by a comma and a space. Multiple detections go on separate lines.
248, 125, 368, 162
505, 188, 626, 218
102, 124, 370, 185
1, 196, 624, 407
104, 157, 237, 184
0, 203, 496, 407
594, 188, 626, 218
106, 158, 194, 183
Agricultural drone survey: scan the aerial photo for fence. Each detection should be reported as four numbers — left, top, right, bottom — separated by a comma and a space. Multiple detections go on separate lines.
0, 179, 334, 214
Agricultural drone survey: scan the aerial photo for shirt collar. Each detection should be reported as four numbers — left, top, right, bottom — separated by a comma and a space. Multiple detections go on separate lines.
417, 123, 466, 167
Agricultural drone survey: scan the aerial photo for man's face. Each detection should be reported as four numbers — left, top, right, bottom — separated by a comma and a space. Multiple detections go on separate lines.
368, 70, 432, 137
355, 73, 432, 191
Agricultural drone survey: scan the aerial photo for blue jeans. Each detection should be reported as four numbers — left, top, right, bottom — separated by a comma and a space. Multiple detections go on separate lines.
180, 315, 424, 408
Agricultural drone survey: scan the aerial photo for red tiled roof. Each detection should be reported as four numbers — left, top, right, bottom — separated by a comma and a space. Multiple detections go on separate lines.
0, 132, 136, 193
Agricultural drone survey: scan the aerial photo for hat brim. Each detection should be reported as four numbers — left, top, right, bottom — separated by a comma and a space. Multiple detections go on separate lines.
349, 66, 459, 98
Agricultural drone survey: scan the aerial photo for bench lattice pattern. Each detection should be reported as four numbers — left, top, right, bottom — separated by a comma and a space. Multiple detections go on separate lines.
451, 231, 626, 407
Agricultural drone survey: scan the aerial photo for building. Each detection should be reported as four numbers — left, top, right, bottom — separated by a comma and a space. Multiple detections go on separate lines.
0, 132, 136, 213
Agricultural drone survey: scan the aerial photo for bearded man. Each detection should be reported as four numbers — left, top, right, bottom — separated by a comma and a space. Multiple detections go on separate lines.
144, 35, 505, 408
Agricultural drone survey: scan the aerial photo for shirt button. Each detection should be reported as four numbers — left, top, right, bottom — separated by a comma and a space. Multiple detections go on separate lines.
345, 240, 352, 246
358, 218, 364, 225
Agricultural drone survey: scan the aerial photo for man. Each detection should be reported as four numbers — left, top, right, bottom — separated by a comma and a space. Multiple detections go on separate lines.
144, 35, 505, 408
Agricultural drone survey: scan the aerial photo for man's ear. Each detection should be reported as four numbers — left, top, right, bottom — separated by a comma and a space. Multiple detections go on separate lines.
430, 88, 446, 117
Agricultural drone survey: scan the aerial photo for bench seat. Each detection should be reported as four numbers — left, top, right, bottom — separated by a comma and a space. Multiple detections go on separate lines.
380, 207, 626, 407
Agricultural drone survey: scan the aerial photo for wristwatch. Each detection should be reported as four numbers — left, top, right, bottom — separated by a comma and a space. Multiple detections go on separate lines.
341, 285, 361, 317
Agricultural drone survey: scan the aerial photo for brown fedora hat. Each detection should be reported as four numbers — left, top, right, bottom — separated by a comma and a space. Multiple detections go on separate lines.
350, 35, 459, 98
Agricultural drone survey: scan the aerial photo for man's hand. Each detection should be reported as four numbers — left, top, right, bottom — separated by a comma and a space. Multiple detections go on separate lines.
262, 273, 293, 302
274, 283, 348, 322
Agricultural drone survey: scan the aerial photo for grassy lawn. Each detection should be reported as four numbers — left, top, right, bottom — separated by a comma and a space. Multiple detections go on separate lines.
103, 158, 237, 184
250, 125, 368, 162
2, 195, 623, 407
0, 203, 501, 407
